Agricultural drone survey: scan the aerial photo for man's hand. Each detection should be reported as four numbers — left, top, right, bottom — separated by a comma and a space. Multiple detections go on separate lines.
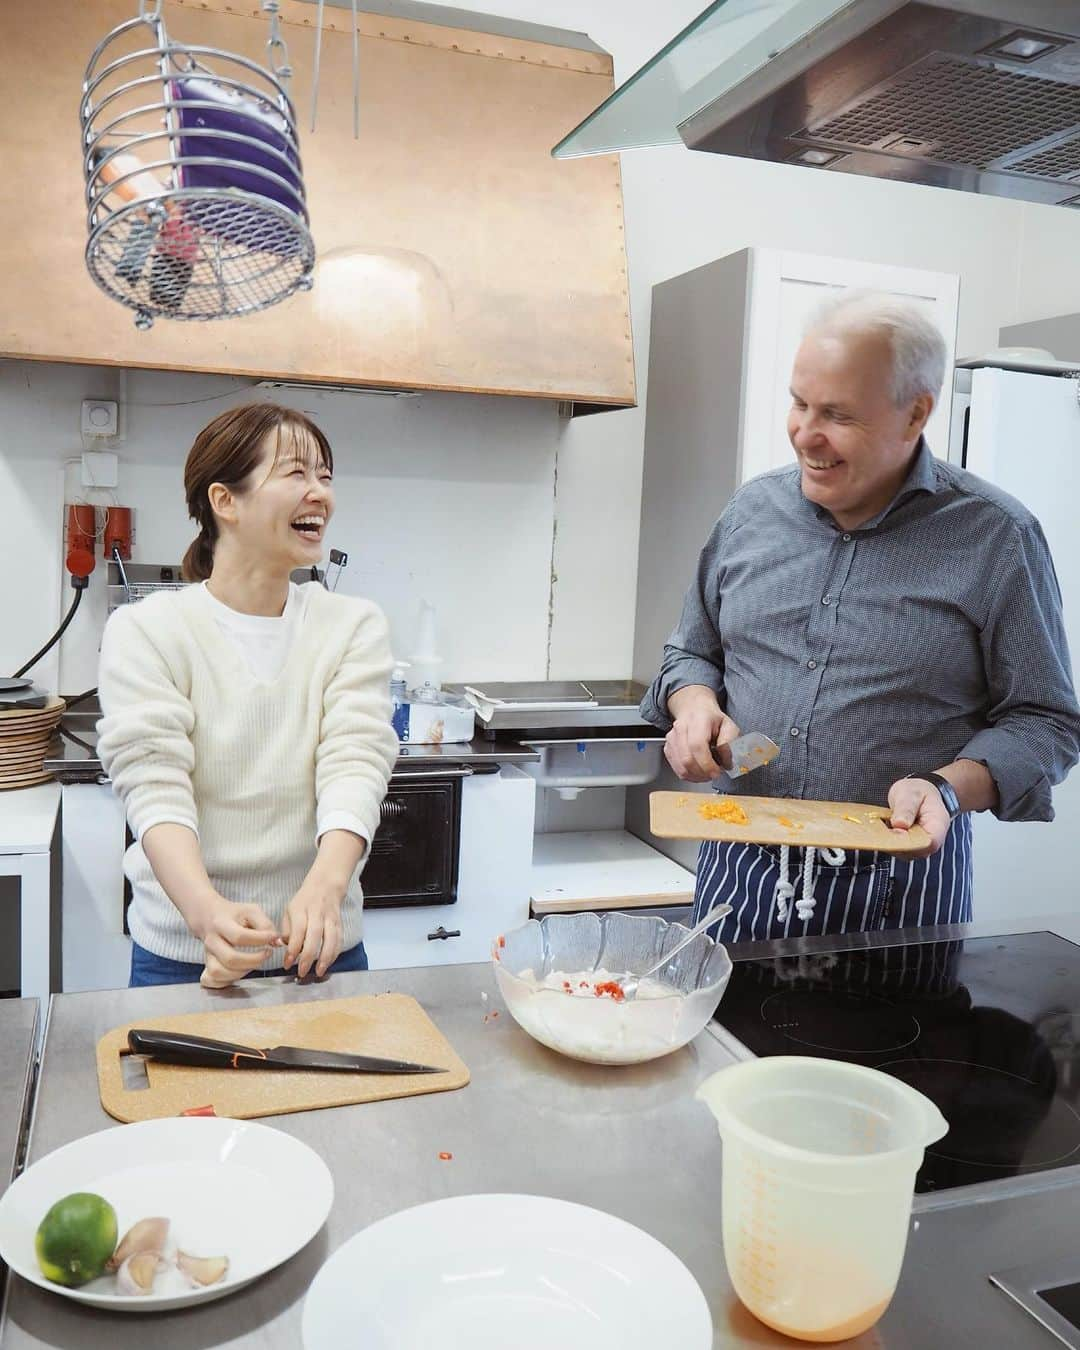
281, 877, 346, 980
665, 686, 741, 783
887, 778, 950, 857
195, 898, 283, 989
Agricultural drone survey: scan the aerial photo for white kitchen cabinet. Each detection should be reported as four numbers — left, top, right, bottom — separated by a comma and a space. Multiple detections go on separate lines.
60, 783, 131, 993
362, 766, 536, 970
0, 784, 62, 1007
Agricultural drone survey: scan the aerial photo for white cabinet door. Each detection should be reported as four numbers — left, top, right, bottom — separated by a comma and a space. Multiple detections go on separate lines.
740, 250, 960, 483
363, 766, 536, 970
61, 783, 131, 993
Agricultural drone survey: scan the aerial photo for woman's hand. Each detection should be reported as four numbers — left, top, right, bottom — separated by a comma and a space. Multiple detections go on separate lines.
281, 829, 368, 979
196, 898, 283, 989
281, 878, 346, 979
140, 826, 282, 989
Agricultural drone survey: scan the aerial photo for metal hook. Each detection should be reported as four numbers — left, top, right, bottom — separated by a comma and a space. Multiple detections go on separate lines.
262, 0, 293, 86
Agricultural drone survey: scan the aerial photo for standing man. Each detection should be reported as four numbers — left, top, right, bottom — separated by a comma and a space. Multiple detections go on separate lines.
640, 291, 1080, 943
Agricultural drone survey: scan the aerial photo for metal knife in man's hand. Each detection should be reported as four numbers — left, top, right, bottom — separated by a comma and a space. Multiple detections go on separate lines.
712, 731, 781, 777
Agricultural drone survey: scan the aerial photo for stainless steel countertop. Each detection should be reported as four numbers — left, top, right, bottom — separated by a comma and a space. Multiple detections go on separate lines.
1, 965, 734, 1348
6, 922, 1080, 1347
0, 1001, 38, 1189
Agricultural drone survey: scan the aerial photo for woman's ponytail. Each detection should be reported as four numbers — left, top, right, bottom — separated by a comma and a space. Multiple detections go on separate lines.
180, 525, 215, 581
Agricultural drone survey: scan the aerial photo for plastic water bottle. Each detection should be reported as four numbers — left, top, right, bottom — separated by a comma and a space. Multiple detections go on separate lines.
390, 662, 410, 740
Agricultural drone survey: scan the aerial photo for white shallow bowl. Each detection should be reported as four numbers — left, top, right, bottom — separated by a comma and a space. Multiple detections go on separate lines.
0, 1117, 333, 1312
302, 1193, 713, 1350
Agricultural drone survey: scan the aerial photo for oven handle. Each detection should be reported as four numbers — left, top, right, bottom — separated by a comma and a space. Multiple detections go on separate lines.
390, 763, 501, 781
390, 766, 475, 781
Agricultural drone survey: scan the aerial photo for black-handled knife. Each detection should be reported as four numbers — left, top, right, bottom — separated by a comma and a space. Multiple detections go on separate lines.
127, 1028, 446, 1075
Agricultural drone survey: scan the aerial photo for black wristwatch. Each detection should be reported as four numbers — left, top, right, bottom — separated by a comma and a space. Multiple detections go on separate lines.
904, 772, 962, 821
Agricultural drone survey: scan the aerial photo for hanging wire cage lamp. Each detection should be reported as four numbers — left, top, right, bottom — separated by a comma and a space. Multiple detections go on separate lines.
79, 0, 315, 329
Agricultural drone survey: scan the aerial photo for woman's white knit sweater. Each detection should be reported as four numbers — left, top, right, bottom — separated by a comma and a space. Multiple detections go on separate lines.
97, 582, 399, 965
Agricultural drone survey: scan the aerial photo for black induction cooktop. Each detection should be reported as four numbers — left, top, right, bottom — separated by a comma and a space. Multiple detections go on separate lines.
716, 931, 1080, 1194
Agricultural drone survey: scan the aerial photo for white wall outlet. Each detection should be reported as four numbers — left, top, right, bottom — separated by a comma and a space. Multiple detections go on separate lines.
81, 450, 119, 489
81, 399, 118, 438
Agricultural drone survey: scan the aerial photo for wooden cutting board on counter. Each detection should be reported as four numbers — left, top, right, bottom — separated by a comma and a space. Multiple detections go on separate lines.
97, 993, 470, 1123
650, 792, 932, 854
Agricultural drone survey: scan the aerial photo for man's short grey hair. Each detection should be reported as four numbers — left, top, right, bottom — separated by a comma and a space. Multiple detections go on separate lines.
804, 290, 947, 407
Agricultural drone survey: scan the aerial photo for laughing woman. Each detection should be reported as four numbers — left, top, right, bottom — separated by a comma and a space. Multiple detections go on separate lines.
97, 403, 399, 988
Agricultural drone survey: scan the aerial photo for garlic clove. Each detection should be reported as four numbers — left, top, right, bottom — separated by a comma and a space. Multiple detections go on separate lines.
176, 1251, 229, 1287
106, 1216, 169, 1272
115, 1250, 163, 1295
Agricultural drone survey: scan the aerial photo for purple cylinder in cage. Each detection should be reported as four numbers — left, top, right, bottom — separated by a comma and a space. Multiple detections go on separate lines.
171, 75, 306, 220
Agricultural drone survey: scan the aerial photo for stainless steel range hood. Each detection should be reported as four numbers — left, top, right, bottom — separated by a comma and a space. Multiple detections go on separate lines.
554, 0, 1080, 207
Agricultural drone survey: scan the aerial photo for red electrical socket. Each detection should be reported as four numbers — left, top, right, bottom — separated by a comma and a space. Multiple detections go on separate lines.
103, 505, 133, 561
65, 504, 96, 578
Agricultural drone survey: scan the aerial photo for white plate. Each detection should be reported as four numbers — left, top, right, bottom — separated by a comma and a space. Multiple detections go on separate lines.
302, 1193, 712, 1350
0, 1117, 333, 1311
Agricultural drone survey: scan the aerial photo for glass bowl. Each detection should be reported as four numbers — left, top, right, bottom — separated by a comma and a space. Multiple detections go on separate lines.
492, 912, 733, 1065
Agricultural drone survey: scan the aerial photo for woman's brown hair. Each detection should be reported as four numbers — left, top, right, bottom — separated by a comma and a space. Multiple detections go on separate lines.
181, 402, 334, 581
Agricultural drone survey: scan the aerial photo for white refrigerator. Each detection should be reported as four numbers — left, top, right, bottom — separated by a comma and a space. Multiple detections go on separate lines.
950, 362, 1080, 920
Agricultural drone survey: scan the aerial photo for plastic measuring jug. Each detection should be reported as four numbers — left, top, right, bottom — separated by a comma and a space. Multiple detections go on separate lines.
697, 1056, 947, 1343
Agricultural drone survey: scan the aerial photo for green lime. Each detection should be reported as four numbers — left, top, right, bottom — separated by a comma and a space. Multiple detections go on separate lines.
35, 1192, 118, 1288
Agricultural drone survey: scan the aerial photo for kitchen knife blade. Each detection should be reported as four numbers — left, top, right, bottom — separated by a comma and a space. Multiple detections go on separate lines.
127, 1028, 446, 1074
714, 731, 781, 777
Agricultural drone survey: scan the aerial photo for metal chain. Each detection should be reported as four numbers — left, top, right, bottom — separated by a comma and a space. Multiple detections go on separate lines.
262, 0, 293, 82
138, 0, 163, 18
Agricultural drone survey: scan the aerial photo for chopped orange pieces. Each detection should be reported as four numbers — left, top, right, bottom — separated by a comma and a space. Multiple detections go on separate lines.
842, 814, 862, 824
777, 816, 804, 831
699, 798, 750, 825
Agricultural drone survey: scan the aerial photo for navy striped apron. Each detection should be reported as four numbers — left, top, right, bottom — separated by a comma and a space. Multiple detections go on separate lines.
691, 813, 973, 944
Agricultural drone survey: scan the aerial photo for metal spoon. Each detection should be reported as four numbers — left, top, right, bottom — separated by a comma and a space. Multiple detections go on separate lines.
620, 904, 733, 1001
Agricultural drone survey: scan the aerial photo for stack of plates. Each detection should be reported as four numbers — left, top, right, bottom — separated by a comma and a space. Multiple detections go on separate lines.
0, 697, 65, 790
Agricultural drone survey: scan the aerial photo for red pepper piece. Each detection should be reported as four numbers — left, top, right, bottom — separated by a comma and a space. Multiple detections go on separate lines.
594, 980, 626, 1002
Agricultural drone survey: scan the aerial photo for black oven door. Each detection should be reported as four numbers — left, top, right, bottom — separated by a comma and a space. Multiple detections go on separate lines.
361, 767, 468, 908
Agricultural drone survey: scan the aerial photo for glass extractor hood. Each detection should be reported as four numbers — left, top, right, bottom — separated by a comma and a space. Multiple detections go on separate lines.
552, 0, 863, 158
552, 0, 1080, 208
